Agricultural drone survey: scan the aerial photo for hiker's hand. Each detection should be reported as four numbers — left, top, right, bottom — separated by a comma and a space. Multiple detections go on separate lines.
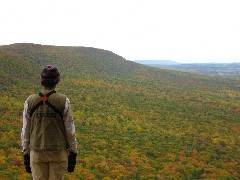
68, 152, 77, 173
23, 154, 32, 173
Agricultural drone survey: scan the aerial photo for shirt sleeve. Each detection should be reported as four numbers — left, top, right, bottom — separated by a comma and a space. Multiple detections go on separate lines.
21, 99, 31, 155
63, 98, 78, 154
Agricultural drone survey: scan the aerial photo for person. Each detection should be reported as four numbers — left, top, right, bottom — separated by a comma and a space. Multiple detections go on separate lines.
21, 65, 77, 179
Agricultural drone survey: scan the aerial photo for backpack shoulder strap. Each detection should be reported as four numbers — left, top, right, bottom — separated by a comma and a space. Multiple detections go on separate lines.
45, 101, 63, 119
29, 100, 43, 117
29, 91, 63, 119
38, 91, 56, 105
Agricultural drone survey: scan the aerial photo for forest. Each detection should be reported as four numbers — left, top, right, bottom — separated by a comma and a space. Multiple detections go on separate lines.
0, 43, 239, 179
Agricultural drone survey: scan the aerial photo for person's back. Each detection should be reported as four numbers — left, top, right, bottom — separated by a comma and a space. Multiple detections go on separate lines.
21, 65, 77, 180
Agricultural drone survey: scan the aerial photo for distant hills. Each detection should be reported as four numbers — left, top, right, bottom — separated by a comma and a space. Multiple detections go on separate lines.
134, 60, 240, 76
135, 60, 180, 65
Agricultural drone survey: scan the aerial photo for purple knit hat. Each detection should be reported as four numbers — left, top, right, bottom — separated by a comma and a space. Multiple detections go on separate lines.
40, 65, 60, 84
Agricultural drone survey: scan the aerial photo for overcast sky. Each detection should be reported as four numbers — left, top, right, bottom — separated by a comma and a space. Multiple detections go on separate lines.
1, 0, 240, 63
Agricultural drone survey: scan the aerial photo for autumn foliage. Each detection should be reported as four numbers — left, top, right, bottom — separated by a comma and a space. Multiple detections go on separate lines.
0, 43, 239, 179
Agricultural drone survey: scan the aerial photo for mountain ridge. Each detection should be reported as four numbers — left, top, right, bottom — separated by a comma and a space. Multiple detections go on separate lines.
0, 43, 153, 79
1, 43, 238, 89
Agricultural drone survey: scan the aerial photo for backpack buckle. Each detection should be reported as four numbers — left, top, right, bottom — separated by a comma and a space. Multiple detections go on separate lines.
41, 96, 48, 105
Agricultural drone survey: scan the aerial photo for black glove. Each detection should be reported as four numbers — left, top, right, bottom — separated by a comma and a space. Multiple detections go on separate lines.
68, 152, 77, 173
23, 154, 32, 173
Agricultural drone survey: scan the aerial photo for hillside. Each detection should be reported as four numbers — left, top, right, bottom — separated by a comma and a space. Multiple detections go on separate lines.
0, 43, 239, 179
0, 43, 149, 78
